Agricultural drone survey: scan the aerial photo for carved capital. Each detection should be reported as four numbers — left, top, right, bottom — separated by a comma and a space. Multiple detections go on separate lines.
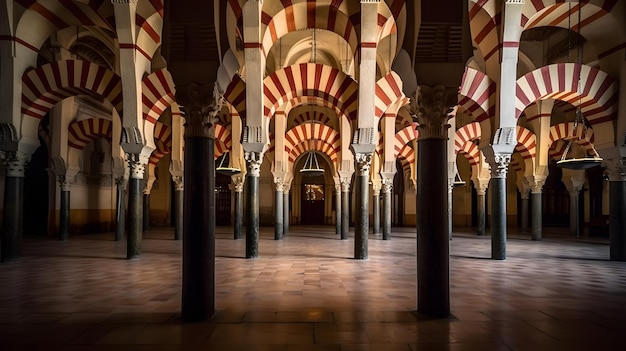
182, 83, 224, 138
56, 175, 72, 191
274, 178, 285, 192
381, 178, 393, 193
0, 151, 29, 177
604, 158, 626, 181
172, 175, 184, 191
244, 151, 263, 177
340, 177, 351, 192
354, 153, 372, 176
233, 175, 245, 192
487, 154, 511, 179
412, 85, 453, 139
126, 153, 147, 179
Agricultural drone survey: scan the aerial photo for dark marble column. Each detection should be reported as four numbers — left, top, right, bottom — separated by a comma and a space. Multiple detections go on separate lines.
530, 190, 542, 241
382, 179, 392, 240
476, 188, 487, 236
115, 177, 127, 242
335, 188, 341, 235
609, 180, 626, 261
274, 180, 284, 240
58, 178, 70, 241
340, 178, 350, 240
569, 190, 580, 238
488, 155, 510, 260
181, 85, 220, 322
520, 189, 529, 234
143, 192, 150, 233
172, 176, 183, 241
1, 153, 27, 263
414, 87, 450, 317
126, 155, 146, 259
372, 187, 380, 235
233, 176, 244, 240
245, 151, 262, 258
283, 189, 290, 236
354, 154, 371, 260
448, 180, 454, 240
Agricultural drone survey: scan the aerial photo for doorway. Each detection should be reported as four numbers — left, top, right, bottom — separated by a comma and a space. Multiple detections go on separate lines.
301, 175, 325, 224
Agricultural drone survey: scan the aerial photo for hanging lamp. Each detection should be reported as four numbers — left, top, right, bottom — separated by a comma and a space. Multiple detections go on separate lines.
452, 164, 466, 187
300, 141, 324, 177
215, 151, 241, 176
556, 2, 602, 170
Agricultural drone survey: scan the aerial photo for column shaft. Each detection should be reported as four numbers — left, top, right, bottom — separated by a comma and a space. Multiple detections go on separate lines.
372, 192, 380, 234
341, 188, 349, 240
275, 189, 284, 240
115, 181, 125, 241
383, 188, 391, 240
234, 190, 243, 240
59, 190, 70, 241
283, 191, 289, 236
569, 192, 579, 238
491, 178, 506, 259
477, 193, 486, 236
355, 174, 369, 259
1, 177, 23, 263
143, 193, 150, 233
174, 189, 183, 240
448, 184, 453, 240
531, 192, 542, 241
609, 181, 626, 261
335, 190, 341, 235
127, 177, 143, 259
246, 174, 259, 258
182, 137, 215, 321
417, 137, 450, 317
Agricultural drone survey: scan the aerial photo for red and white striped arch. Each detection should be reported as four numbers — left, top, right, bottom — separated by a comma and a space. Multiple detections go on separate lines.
280, 96, 349, 126
394, 124, 418, 157
396, 143, 415, 180
214, 124, 233, 159
456, 141, 481, 167
288, 139, 339, 171
454, 122, 482, 153
149, 121, 172, 166
142, 68, 176, 124
521, 1, 619, 31
375, 72, 409, 119
22, 60, 122, 120
548, 122, 596, 157
14, 0, 114, 53
458, 67, 496, 123
223, 74, 247, 120
292, 111, 333, 126
515, 126, 536, 160
284, 123, 340, 165
468, 1, 500, 66
515, 63, 618, 125
68, 117, 113, 150
509, 158, 524, 174
264, 63, 358, 121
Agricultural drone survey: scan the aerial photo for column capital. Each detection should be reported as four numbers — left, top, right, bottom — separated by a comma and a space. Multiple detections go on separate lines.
233, 175, 245, 192
486, 154, 511, 179
172, 176, 184, 191
127, 153, 148, 179
354, 153, 372, 176
0, 151, 29, 177
115, 175, 128, 187
57, 175, 72, 191
526, 176, 547, 194
244, 151, 263, 177
411, 85, 453, 139
274, 178, 285, 192
340, 177, 351, 192
604, 158, 626, 181
381, 178, 393, 193
182, 83, 223, 138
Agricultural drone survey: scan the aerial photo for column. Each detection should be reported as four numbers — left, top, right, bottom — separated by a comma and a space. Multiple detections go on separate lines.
605, 160, 626, 261
283, 184, 290, 236
126, 154, 146, 259
142, 190, 150, 233
448, 180, 454, 240
372, 185, 381, 235
233, 176, 244, 240
245, 151, 262, 258
486, 153, 511, 260
414, 85, 451, 318
530, 189, 542, 241
354, 153, 371, 260
274, 178, 284, 240
340, 178, 350, 240
335, 186, 341, 235
115, 176, 127, 242
172, 176, 183, 240
58, 177, 71, 241
1, 152, 27, 263
476, 187, 487, 236
382, 179, 393, 240
181, 84, 220, 322
569, 189, 580, 238
520, 188, 529, 233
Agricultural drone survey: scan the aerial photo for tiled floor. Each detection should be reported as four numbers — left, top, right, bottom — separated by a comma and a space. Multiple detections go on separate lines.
1, 226, 625, 350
